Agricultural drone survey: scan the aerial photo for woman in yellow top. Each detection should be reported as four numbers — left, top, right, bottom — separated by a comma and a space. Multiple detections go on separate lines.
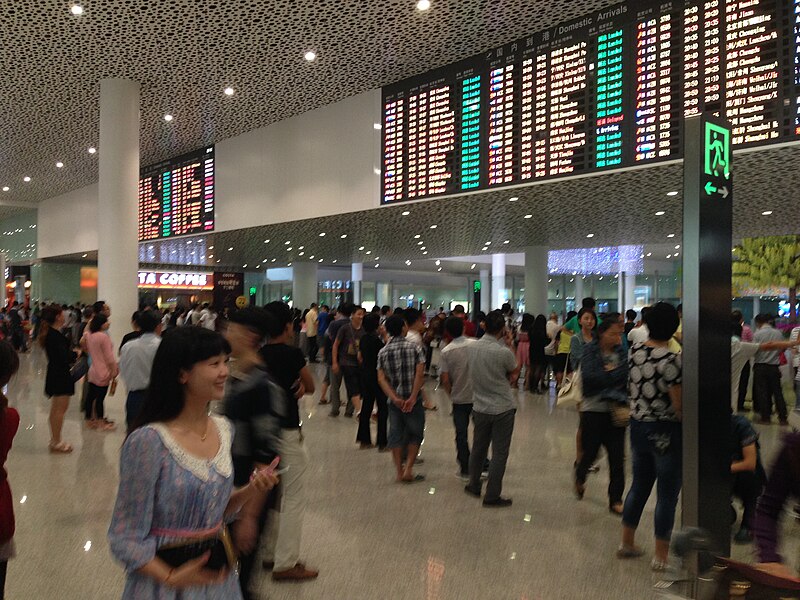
553, 311, 577, 389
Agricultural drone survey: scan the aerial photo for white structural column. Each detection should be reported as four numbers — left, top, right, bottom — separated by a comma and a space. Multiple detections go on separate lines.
479, 269, 490, 313
292, 262, 318, 310
98, 79, 140, 348
491, 253, 506, 310
624, 272, 636, 312
524, 246, 548, 316
351, 262, 363, 305
575, 276, 585, 305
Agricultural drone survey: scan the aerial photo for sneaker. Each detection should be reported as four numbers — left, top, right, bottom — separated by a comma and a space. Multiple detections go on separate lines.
456, 472, 469, 482
480, 470, 489, 480
733, 527, 753, 544
272, 563, 319, 582
483, 497, 512, 508
651, 558, 669, 572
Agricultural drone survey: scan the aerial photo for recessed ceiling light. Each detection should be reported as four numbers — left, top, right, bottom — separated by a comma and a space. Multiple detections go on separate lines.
56, 161, 64, 168
417, 241, 423, 245
667, 233, 675, 238
485, 241, 492, 245
667, 191, 679, 196
675, 245, 680, 249
761, 210, 773, 216
503, 240, 510, 244
332, 259, 337, 263
318, 258, 323, 263
81, 253, 88, 258
508, 196, 518, 202
285, 240, 291, 244
359, 246, 365, 250
88, 147, 96, 154
374, 263, 380, 268
524, 214, 532, 219
186, 240, 192, 244
70, 4, 83, 15
430, 224, 437, 229
416, 0, 431, 10
304, 50, 317, 62
271, 258, 276, 262
287, 247, 293, 251
164, 114, 174, 122
298, 246, 304, 250
2, 187, 8, 192
208, 245, 214, 249
402, 211, 410, 216
299, 251, 305, 256
365, 251, 372, 255
228, 247, 233, 251
319, 232, 326, 237
437, 267, 442, 272
666, 254, 672, 259
22, 176, 30, 183
208, 254, 214, 258
224, 87, 235, 96
288, 262, 292, 266
216, 259, 221, 263
435, 260, 440, 266
586, 233, 594, 238
373, 123, 382, 130
420, 246, 426, 250
674, 252, 680, 256
470, 264, 476, 269
646, 252, 652, 257
414, 234, 421, 239
482, 247, 488, 251
422, 251, 428, 255
264, 239, 270, 243
374, 257, 379, 261
655, 210, 665, 216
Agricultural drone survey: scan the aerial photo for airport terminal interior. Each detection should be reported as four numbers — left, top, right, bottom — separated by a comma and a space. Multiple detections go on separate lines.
2, 0, 800, 598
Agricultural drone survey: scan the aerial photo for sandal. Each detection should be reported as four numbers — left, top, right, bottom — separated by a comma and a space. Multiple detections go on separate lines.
49, 441, 73, 454
609, 503, 624, 515
616, 545, 644, 559
651, 558, 669, 572
98, 420, 117, 432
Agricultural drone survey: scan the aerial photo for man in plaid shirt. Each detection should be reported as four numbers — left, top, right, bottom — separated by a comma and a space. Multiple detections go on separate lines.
378, 315, 427, 483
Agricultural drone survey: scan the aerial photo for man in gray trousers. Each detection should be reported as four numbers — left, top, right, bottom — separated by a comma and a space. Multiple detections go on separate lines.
464, 310, 521, 507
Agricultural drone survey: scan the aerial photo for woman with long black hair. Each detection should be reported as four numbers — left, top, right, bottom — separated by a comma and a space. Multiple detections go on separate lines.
39, 304, 77, 453
108, 327, 277, 599
529, 314, 549, 394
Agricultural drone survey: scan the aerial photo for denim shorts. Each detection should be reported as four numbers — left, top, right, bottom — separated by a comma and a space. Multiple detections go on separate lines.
387, 402, 425, 448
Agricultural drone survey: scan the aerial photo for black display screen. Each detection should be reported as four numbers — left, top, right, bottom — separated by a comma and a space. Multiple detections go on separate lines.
381, 0, 793, 203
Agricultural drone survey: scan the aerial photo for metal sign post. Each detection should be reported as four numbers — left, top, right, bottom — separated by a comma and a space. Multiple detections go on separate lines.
681, 114, 733, 559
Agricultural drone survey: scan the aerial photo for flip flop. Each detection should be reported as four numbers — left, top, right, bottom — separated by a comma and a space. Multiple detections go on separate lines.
402, 474, 426, 483
49, 441, 73, 454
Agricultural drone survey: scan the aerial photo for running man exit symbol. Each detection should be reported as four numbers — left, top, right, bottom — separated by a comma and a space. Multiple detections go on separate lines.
704, 122, 730, 180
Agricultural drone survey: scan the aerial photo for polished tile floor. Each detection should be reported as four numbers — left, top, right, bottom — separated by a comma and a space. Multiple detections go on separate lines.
5, 348, 800, 599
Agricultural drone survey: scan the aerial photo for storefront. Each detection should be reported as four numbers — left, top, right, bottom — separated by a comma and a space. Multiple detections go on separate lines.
137, 270, 214, 309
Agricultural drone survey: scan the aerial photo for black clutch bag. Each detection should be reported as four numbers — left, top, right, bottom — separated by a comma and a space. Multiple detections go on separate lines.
156, 528, 237, 572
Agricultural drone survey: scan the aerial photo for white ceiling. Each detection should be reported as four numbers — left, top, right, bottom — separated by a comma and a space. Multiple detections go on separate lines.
0, 0, 625, 219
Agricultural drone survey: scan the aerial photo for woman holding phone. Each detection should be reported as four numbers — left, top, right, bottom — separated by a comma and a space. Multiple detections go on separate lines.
108, 327, 277, 599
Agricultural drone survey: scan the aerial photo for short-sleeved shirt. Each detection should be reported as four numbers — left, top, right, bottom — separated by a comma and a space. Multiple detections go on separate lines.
731, 414, 765, 480
439, 336, 477, 405
305, 309, 318, 337
259, 343, 306, 428
628, 342, 682, 422
317, 311, 330, 337
469, 334, 518, 415
377, 336, 426, 399
753, 324, 784, 365
790, 326, 800, 371
325, 317, 349, 365
336, 323, 364, 368
731, 337, 761, 411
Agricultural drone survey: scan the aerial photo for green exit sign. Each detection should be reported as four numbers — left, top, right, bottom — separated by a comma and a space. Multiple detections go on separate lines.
703, 121, 731, 198
249, 286, 257, 296
473, 280, 481, 293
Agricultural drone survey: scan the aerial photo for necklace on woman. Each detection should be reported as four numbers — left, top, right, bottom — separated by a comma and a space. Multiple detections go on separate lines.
171, 418, 209, 441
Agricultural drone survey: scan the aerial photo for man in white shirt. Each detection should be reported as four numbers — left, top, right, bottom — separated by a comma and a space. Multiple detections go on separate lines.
627, 306, 651, 346
439, 316, 477, 480
118, 311, 162, 431
199, 303, 216, 331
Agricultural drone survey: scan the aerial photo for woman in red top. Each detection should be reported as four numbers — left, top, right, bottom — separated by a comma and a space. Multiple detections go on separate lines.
0, 340, 20, 599
80, 313, 119, 431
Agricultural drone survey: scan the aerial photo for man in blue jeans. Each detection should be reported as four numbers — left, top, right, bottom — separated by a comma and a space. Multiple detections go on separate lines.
378, 315, 426, 483
439, 316, 477, 480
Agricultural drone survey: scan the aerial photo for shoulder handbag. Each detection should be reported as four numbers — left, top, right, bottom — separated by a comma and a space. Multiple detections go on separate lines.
610, 401, 630, 428
556, 353, 582, 407
69, 355, 89, 383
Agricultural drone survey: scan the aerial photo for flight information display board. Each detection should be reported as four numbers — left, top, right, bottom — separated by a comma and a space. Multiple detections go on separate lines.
138, 146, 215, 241
382, 0, 796, 204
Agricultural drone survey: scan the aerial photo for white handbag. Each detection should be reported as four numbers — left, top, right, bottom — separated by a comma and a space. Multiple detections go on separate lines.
556, 352, 582, 407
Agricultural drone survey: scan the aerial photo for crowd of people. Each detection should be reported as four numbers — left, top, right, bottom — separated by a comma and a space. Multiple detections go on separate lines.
0, 294, 799, 597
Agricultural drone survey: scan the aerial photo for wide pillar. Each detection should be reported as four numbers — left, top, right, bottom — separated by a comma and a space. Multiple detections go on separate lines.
98, 79, 140, 348
351, 262, 363, 305
682, 114, 734, 558
575, 276, 584, 306
524, 246, 548, 316
292, 262, 318, 310
625, 272, 636, 311
491, 254, 506, 310
479, 269, 490, 313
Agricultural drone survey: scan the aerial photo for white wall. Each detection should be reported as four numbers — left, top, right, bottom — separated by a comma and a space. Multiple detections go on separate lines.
34, 90, 382, 257
37, 184, 98, 258
215, 90, 381, 231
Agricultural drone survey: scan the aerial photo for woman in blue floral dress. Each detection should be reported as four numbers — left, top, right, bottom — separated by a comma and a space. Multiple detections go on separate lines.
108, 327, 277, 599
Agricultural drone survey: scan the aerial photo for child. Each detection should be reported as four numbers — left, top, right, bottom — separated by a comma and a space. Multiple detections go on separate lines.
0, 340, 20, 599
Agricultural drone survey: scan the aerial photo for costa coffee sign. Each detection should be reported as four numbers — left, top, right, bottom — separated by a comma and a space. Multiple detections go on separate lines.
137, 271, 214, 290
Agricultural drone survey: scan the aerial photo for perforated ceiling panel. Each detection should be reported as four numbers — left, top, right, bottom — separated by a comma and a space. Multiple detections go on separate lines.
0, 0, 623, 206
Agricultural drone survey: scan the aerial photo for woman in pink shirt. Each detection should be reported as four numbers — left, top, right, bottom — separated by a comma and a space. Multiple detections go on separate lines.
81, 314, 118, 431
